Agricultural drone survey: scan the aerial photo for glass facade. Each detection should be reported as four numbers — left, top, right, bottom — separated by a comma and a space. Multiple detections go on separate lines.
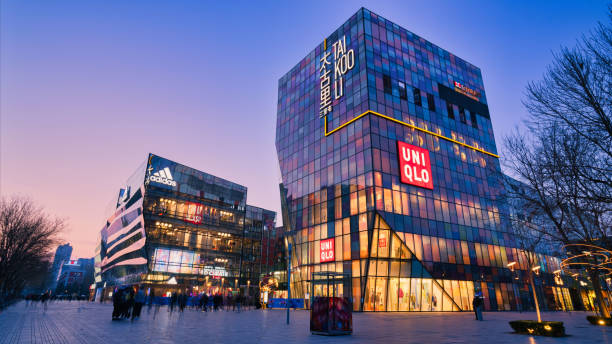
97, 154, 275, 297
276, 8, 573, 311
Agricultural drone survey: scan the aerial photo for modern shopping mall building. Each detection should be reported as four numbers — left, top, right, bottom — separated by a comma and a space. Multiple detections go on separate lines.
275, 8, 587, 312
95, 154, 276, 300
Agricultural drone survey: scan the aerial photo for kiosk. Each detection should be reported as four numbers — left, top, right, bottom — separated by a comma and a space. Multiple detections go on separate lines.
310, 272, 352, 335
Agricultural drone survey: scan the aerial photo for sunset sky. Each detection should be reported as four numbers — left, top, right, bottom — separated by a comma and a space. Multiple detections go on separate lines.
1, 1, 606, 258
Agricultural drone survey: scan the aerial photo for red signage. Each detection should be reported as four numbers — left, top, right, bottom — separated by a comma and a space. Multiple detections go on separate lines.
378, 238, 387, 248
397, 141, 433, 190
320, 238, 335, 263
185, 202, 203, 224
453, 81, 481, 101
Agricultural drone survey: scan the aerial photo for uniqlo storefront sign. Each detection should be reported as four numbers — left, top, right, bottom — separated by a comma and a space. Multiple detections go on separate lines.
320, 238, 335, 263
397, 141, 433, 189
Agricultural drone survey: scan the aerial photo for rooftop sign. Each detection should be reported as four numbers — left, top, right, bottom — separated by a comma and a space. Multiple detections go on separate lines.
453, 81, 481, 101
319, 36, 355, 118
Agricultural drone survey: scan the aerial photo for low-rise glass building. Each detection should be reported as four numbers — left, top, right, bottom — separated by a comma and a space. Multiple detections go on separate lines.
97, 154, 275, 298
275, 8, 575, 312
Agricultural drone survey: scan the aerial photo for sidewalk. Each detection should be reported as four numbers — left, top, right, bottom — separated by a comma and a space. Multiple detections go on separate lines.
0, 301, 610, 343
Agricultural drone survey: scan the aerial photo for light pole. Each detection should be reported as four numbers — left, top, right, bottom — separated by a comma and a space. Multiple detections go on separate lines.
507, 261, 521, 312
247, 280, 251, 308
531, 265, 542, 322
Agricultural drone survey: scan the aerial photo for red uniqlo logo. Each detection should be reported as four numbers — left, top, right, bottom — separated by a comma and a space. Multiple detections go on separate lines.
320, 238, 335, 263
397, 141, 433, 189
378, 238, 387, 248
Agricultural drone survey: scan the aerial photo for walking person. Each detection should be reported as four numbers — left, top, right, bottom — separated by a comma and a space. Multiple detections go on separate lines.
202, 293, 209, 312
147, 289, 155, 314
235, 293, 242, 313
472, 296, 484, 321
170, 292, 177, 313
179, 292, 186, 313
132, 286, 145, 321
41, 291, 49, 313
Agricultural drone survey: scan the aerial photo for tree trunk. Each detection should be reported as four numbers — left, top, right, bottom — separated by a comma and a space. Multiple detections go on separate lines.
530, 272, 542, 322
588, 269, 610, 318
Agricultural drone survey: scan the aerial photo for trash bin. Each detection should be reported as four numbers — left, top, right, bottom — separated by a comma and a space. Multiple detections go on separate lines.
310, 272, 352, 335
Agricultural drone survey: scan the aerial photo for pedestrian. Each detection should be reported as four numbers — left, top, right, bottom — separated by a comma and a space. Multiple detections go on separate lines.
202, 293, 209, 312
132, 286, 145, 321
179, 293, 186, 312
213, 293, 221, 311
112, 288, 122, 320
472, 296, 483, 321
235, 293, 242, 313
41, 291, 49, 312
225, 293, 231, 312
147, 289, 155, 314
170, 292, 177, 313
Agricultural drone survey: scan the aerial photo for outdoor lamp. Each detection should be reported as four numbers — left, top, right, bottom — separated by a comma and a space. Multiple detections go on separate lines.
507, 261, 516, 272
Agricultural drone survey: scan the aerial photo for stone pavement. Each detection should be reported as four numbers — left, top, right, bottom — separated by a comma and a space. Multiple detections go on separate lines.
0, 301, 610, 343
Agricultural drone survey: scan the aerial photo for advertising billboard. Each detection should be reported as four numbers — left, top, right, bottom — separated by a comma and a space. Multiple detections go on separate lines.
320, 238, 335, 263
397, 141, 433, 190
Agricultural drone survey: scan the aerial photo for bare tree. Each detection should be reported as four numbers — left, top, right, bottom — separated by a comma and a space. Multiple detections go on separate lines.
504, 174, 569, 320
504, 10, 611, 317
523, 10, 612, 204
504, 125, 611, 317
0, 196, 64, 306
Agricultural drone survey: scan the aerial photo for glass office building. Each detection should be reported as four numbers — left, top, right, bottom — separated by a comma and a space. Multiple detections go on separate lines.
275, 8, 573, 311
97, 154, 275, 297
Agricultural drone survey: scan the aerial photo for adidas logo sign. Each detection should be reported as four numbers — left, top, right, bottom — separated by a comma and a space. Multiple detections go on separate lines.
149, 167, 177, 187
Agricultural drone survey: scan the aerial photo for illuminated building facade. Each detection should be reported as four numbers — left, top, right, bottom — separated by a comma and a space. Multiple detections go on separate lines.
97, 154, 275, 296
276, 8, 573, 311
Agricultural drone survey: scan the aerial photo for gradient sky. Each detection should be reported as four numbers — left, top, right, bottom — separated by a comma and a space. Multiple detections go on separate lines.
1, 1, 607, 258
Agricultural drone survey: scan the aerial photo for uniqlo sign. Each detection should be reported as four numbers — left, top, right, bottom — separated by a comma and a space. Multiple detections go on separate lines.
320, 238, 335, 263
397, 141, 433, 189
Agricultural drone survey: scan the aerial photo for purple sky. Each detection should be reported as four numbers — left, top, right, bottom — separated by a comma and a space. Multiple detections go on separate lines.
1, 1, 607, 258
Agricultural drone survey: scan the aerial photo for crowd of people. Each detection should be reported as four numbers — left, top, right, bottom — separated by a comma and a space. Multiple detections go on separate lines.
23, 290, 91, 313
24, 291, 51, 311
111, 287, 256, 321
111, 285, 146, 321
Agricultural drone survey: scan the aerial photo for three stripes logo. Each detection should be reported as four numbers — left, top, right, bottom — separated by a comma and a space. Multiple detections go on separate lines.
149, 167, 177, 187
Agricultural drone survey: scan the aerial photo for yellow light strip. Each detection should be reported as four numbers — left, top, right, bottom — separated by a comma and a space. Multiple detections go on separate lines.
324, 110, 500, 158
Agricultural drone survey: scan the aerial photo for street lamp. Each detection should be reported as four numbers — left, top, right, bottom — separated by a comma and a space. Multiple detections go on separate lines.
507, 261, 520, 312
247, 280, 251, 308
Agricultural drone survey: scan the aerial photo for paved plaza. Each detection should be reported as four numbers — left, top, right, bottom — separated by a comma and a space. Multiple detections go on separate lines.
0, 301, 611, 344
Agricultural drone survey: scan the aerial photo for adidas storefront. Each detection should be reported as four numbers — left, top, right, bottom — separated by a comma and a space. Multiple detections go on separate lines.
97, 153, 276, 298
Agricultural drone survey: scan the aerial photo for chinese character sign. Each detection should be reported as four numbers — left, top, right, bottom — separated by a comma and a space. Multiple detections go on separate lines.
397, 141, 433, 189
320, 36, 355, 118
320, 238, 335, 263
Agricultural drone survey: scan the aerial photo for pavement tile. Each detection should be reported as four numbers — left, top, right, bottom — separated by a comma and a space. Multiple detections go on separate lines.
0, 301, 610, 344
